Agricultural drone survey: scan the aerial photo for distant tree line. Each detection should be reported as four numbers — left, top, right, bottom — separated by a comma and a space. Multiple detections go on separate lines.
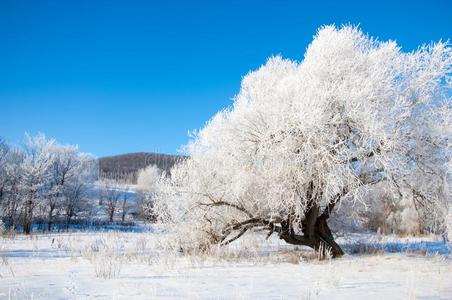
98, 152, 185, 183
0, 135, 179, 234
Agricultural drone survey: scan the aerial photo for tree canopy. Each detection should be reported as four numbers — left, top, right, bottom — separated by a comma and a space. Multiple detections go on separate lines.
156, 25, 451, 257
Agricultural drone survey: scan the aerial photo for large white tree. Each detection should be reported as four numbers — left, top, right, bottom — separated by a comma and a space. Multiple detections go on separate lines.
157, 26, 451, 257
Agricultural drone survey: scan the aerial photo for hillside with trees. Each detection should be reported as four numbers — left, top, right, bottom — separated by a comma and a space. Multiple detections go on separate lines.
98, 152, 185, 183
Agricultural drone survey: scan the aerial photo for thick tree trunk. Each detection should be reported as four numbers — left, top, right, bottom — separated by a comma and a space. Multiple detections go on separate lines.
311, 218, 344, 257
278, 201, 344, 258
217, 188, 346, 258
278, 219, 344, 258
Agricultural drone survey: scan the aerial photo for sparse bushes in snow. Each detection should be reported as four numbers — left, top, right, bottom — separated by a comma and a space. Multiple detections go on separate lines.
85, 236, 124, 279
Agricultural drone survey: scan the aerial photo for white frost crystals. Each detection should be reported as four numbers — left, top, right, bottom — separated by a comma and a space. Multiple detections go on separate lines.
154, 25, 451, 257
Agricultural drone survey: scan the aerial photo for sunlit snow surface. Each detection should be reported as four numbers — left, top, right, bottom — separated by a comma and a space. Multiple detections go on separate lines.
0, 229, 451, 299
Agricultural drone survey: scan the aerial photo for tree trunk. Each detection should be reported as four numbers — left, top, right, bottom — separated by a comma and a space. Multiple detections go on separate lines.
109, 210, 114, 223
48, 204, 55, 232
278, 218, 344, 258
311, 218, 344, 258
121, 197, 127, 223
23, 200, 33, 234
218, 190, 346, 258
278, 201, 344, 258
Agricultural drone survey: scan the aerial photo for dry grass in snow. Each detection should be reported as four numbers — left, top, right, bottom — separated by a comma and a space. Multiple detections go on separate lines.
0, 230, 451, 299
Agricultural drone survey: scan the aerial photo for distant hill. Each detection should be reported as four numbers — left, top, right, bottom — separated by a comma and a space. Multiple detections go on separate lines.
98, 152, 185, 183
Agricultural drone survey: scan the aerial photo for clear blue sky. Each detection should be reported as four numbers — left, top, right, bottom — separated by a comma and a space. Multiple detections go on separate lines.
1, 0, 451, 157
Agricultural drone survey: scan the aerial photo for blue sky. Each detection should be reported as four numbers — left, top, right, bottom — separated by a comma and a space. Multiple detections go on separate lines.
1, 0, 451, 157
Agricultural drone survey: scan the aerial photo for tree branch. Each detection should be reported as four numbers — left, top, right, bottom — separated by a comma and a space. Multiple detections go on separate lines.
199, 197, 254, 218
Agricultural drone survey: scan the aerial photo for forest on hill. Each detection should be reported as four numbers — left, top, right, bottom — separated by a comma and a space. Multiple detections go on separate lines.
98, 152, 185, 183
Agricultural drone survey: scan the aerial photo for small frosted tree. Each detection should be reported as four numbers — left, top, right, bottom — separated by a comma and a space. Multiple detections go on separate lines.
137, 165, 162, 222
156, 26, 451, 257
62, 153, 97, 229
46, 142, 83, 231
0, 138, 10, 211
0, 147, 24, 229
99, 179, 122, 223
20, 134, 55, 233
137, 165, 162, 192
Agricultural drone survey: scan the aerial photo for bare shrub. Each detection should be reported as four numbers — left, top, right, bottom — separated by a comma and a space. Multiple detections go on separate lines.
83, 234, 125, 279
0, 244, 9, 266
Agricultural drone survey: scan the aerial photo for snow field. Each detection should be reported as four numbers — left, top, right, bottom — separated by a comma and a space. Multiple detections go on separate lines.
0, 230, 451, 299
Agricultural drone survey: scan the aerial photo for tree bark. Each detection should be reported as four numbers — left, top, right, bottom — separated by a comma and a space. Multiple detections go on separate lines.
66, 215, 70, 231
109, 210, 114, 223
277, 217, 344, 258
121, 196, 127, 223
23, 200, 33, 234
312, 217, 344, 257
215, 191, 345, 258
266, 200, 344, 257
48, 203, 55, 232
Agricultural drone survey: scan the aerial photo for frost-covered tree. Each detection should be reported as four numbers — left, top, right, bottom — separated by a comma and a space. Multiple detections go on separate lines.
137, 165, 162, 222
46, 142, 82, 231
157, 26, 451, 257
0, 140, 24, 229
62, 154, 97, 229
0, 134, 97, 232
99, 179, 123, 223
137, 165, 162, 192
20, 134, 55, 233
0, 138, 10, 203
120, 190, 130, 223
0, 148, 24, 229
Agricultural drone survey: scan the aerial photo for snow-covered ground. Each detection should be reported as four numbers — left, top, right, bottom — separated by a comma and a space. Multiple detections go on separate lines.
0, 230, 451, 299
